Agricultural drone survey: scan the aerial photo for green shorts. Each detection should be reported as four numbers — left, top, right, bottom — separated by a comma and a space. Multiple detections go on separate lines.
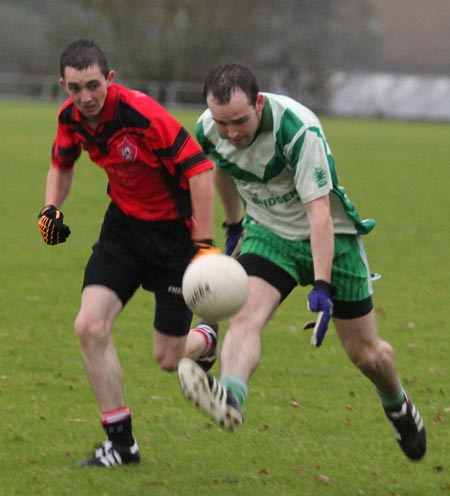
240, 223, 373, 303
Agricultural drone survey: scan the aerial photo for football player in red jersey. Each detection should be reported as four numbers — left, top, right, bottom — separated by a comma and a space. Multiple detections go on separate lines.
38, 39, 219, 467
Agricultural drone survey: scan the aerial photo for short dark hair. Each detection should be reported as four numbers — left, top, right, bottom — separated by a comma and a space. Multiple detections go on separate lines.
203, 63, 259, 106
59, 39, 110, 78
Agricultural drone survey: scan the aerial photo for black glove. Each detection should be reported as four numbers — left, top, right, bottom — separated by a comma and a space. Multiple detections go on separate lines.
38, 205, 71, 245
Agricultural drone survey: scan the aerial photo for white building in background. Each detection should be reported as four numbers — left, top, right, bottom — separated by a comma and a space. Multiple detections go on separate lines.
328, 71, 450, 122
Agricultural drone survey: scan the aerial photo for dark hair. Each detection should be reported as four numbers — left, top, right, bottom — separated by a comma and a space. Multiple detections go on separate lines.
203, 63, 259, 106
59, 39, 110, 78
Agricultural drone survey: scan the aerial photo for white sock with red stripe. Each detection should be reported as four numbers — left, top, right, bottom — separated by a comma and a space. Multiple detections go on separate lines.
101, 406, 131, 425
191, 325, 215, 358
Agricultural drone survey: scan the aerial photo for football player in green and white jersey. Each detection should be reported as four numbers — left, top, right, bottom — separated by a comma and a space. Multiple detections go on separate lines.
178, 64, 425, 461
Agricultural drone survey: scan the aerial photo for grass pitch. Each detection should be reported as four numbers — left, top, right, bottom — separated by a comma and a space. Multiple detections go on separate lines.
1, 100, 449, 495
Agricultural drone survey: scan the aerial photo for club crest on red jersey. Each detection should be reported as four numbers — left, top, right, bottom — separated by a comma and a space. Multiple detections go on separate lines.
117, 137, 138, 161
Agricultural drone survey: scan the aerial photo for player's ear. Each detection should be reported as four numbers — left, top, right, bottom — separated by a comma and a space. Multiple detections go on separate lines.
255, 93, 264, 120
106, 70, 115, 86
58, 77, 66, 90
255, 93, 264, 111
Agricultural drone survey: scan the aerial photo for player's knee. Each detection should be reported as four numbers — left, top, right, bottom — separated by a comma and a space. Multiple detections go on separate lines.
229, 311, 264, 335
74, 313, 109, 343
154, 351, 178, 372
353, 340, 394, 375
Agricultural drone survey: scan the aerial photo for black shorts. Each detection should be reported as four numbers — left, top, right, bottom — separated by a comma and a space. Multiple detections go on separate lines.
238, 253, 373, 319
83, 202, 195, 336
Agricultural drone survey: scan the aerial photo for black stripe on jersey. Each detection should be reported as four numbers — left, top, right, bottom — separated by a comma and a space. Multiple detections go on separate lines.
178, 151, 209, 174
116, 100, 150, 130
154, 127, 189, 159
59, 101, 150, 153
59, 101, 150, 130
158, 165, 192, 218
53, 143, 80, 158
59, 104, 75, 125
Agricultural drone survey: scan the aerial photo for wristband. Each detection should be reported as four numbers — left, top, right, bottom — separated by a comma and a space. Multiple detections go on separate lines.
313, 279, 337, 296
194, 239, 213, 246
38, 204, 58, 218
222, 220, 244, 232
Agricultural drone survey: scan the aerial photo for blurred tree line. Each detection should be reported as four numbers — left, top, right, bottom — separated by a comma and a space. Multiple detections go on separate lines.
0, 0, 379, 110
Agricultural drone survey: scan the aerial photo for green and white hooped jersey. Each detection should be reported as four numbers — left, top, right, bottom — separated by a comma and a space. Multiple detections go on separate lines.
196, 92, 375, 241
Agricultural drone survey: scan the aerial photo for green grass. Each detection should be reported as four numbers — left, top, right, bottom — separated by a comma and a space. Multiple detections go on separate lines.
1, 100, 449, 495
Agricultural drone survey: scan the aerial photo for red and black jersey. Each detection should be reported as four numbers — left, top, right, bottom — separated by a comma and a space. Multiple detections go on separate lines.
51, 84, 213, 221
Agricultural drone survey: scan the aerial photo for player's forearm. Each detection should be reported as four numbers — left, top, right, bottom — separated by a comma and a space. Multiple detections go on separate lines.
214, 167, 243, 224
44, 166, 74, 208
309, 216, 334, 282
189, 170, 215, 241
305, 195, 334, 283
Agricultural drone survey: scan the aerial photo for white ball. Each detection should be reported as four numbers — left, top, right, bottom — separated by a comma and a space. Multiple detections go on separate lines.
182, 254, 248, 321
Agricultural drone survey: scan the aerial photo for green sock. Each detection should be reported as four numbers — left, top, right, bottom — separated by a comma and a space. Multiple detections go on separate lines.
376, 381, 406, 412
220, 375, 248, 408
